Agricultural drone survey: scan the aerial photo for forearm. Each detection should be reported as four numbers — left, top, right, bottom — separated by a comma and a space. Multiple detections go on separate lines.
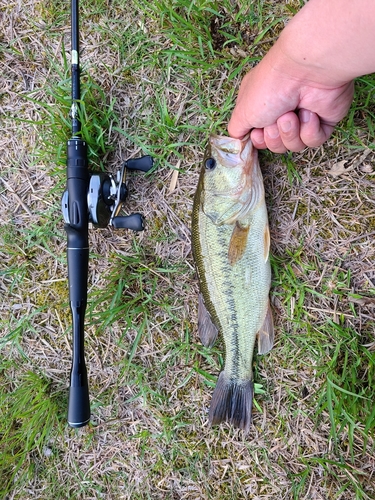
273, 0, 375, 86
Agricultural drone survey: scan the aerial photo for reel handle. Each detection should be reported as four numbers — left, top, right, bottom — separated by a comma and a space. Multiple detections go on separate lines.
125, 155, 153, 173
112, 213, 145, 230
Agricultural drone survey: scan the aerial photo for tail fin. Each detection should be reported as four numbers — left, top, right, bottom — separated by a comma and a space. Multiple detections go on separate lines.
208, 371, 253, 434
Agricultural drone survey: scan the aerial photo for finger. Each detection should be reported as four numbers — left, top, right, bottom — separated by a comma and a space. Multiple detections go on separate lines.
250, 128, 267, 149
299, 109, 335, 147
277, 112, 306, 152
263, 123, 288, 153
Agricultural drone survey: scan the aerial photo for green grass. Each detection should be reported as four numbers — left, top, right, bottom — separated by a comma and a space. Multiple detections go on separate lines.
0, 367, 63, 497
1, 0, 375, 498
317, 320, 375, 453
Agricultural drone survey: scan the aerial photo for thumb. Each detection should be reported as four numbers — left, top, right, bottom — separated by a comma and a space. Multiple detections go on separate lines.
227, 106, 251, 139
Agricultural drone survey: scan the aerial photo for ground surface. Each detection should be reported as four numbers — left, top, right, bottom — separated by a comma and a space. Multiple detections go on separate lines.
1, 0, 374, 498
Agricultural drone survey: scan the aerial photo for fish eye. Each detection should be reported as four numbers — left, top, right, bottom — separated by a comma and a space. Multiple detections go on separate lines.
205, 158, 216, 170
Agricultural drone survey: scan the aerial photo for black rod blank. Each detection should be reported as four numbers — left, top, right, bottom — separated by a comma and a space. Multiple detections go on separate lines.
65, 0, 91, 427
71, 0, 81, 135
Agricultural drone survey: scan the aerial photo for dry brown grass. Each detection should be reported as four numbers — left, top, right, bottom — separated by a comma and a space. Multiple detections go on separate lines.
1, 0, 374, 498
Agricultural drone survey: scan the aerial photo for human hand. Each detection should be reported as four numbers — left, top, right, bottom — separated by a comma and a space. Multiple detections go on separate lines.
228, 49, 354, 153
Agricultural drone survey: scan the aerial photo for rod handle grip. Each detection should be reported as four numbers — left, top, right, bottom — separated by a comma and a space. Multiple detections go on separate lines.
68, 383, 90, 428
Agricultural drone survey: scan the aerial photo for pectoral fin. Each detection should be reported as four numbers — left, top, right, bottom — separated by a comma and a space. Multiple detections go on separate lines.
257, 302, 274, 354
228, 221, 250, 266
198, 293, 218, 347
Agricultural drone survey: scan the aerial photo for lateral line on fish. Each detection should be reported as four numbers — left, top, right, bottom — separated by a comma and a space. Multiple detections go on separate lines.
217, 224, 241, 381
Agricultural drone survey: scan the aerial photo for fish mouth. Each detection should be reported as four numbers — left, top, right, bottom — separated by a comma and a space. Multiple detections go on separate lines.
207, 135, 252, 199
210, 180, 246, 198
210, 134, 250, 152
210, 134, 251, 167
203, 134, 263, 225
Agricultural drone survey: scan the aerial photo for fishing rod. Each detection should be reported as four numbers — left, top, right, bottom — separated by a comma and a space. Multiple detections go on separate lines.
61, 0, 153, 427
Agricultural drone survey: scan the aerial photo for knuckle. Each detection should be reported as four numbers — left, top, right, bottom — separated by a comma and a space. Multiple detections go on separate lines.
301, 129, 325, 148
288, 144, 306, 153
283, 136, 306, 152
266, 140, 287, 154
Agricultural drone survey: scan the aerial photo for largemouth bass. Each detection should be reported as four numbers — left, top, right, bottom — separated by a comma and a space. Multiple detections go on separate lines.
191, 134, 274, 433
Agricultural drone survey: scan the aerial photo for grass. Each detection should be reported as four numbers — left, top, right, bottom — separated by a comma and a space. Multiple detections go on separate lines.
0, 367, 63, 497
1, 0, 375, 498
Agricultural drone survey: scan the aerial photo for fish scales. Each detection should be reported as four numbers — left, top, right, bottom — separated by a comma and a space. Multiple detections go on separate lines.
195, 195, 270, 379
192, 134, 274, 433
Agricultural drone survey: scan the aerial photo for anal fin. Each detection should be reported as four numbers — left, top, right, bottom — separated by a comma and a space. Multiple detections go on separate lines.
198, 293, 218, 347
257, 302, 274, 354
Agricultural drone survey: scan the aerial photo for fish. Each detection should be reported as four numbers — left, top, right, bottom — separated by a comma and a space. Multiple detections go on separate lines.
191, 134, 274, 433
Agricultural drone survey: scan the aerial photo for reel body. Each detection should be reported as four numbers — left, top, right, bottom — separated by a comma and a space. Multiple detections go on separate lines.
62, 147, 153, 231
